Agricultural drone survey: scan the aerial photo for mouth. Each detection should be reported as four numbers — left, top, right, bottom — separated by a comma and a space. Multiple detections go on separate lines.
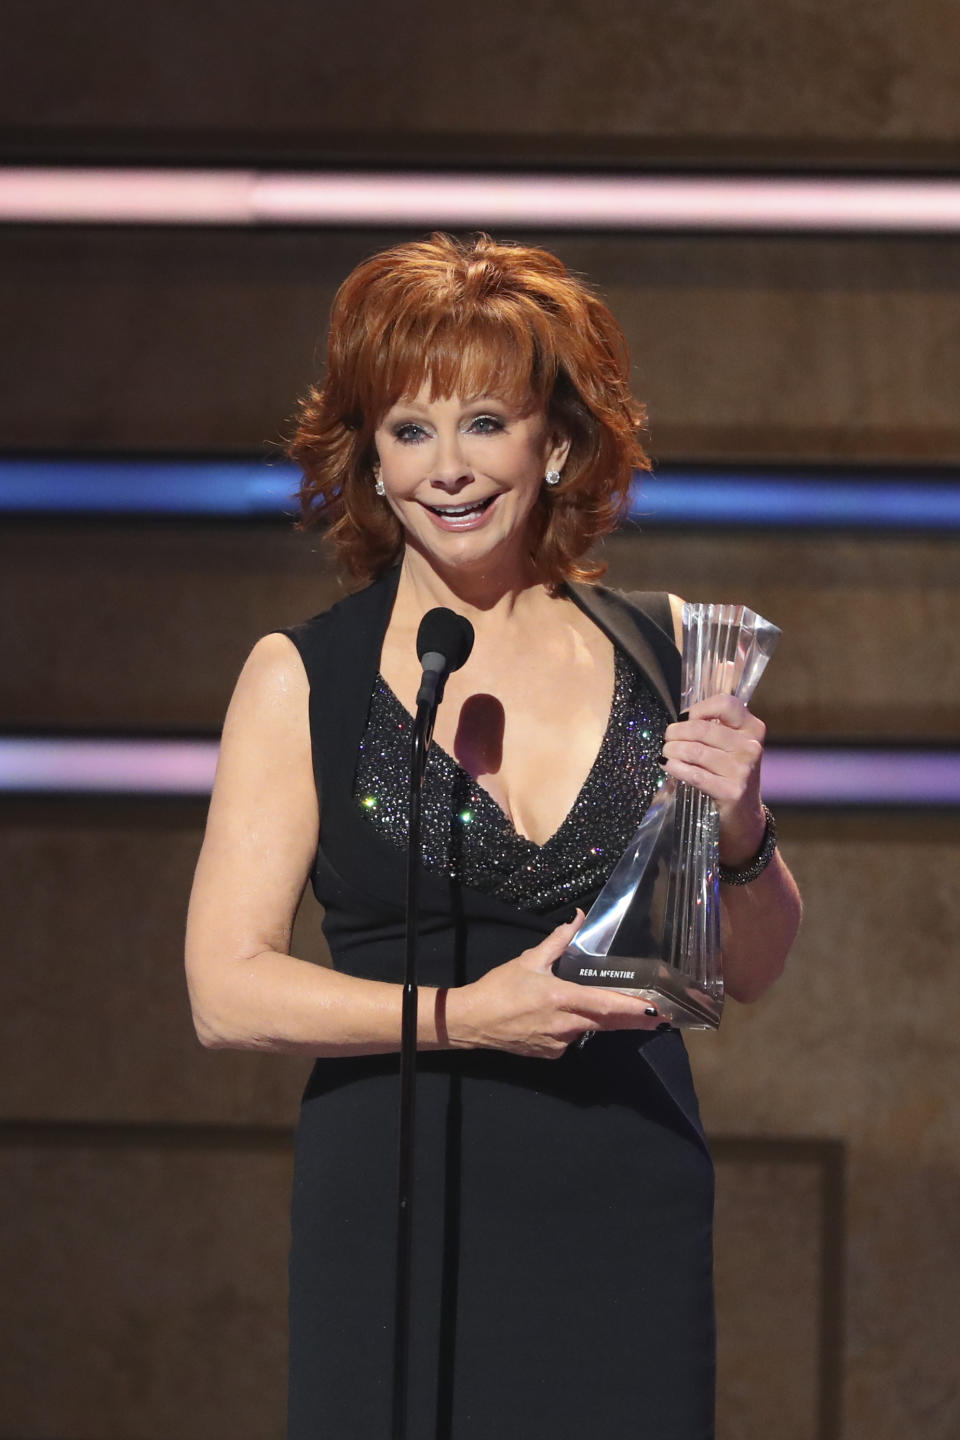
421, 495, 498, 529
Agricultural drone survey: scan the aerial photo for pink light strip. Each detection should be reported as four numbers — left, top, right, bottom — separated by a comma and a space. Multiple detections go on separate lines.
0, 738, 218, 794
3, 168, 960, 232
2, 738, 960, 805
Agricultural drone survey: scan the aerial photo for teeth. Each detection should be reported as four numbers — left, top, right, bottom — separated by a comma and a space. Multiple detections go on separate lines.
432, 499, 486, 516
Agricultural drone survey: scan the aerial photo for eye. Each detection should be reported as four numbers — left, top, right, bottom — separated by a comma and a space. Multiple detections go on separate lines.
468, 414, 506, 435
393, 422, 428, 445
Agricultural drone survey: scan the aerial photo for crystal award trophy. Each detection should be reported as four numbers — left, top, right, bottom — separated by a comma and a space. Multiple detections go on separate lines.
554, 603, 781, 1029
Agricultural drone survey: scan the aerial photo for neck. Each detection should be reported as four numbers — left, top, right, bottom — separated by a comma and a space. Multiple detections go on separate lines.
396, 544, 552, 625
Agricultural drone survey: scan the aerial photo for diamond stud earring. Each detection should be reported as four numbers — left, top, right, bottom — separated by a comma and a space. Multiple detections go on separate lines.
374, 475, 386, 498
545, 469, 561, 487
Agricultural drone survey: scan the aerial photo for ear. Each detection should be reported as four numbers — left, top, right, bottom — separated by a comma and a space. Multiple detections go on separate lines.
546, 428, 572, 475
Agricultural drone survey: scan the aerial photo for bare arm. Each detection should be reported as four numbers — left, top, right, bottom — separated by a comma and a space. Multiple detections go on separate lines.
663, 594, 802, 1003
185, 633, 665, 1058
185, 632, 449, 1055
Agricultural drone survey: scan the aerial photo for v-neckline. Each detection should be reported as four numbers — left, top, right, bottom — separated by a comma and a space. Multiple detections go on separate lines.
371, 653, 624, 853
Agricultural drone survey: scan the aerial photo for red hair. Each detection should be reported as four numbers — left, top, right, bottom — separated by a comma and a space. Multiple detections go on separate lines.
288, 233, 650, 588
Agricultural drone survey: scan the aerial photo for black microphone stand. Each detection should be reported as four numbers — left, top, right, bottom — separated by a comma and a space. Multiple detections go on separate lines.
391, 687, 438, 1440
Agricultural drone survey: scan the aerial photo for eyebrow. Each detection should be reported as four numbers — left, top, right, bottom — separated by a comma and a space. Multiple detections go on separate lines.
385, 396, 513, 419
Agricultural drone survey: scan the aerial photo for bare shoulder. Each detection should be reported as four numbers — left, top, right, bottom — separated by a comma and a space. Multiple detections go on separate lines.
210, 631, 315, 825
666, 593, 685, 650
228, 631, 310, 715
186, 632, 318, 978
216, 632, 309, 757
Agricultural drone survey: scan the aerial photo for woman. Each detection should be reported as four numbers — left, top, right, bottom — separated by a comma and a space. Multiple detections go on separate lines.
185, 233, 802, 1439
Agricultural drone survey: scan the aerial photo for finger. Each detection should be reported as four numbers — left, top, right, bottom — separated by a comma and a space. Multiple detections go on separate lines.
685, 694, 765, 734
591, 1007, 666, 1033
664, 717, 764, 755
663, 736, 762, 775
524, 910, 584, 970
556, 983, 663, 1024
561, 1008, 664, 1039
661, 741, 760, 786
658, 756, 757, 808
664, 701, 761, 747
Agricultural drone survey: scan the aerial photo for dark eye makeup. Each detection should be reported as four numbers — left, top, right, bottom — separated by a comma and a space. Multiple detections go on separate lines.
391, 412, 508, 445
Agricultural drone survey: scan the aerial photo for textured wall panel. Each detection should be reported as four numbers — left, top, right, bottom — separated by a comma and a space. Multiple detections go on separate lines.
689, 812, 960, 1440
0, 800, 320, 1125
713, 1148, 832, 1440
0, 523, 336, 732
3, 807, 956, 1436
4, 0, 960, 165
0, 1133, 292, 1440
3, 228, 960, 461
0, 1130, 827, 1440
3, 522, 957, 739
603, 529, 960, 741
4, 805, 957, 1439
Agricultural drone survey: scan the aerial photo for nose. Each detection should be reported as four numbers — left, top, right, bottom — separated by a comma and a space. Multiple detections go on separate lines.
429, 426, 472, 493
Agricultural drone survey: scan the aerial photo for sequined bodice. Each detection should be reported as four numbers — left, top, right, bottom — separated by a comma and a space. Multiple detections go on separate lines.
353, 650, 670, 911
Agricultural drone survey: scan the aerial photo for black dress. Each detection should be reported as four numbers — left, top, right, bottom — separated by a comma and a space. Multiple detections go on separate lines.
281, 568, 715, 1440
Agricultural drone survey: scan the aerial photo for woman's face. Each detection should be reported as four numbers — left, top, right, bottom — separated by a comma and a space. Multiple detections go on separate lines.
372, 385, 569, 579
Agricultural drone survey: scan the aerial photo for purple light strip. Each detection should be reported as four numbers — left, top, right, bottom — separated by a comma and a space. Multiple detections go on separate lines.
0, 738, 218, 795
762, 749, 960, 806
3, 168, 960, 232
1, 738, 959, 806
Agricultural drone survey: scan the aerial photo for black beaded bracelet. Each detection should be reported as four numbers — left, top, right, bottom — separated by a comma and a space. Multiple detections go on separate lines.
718, 805, 778, 886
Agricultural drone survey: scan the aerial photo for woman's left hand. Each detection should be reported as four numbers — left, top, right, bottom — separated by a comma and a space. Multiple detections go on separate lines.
661, 695, 768, 867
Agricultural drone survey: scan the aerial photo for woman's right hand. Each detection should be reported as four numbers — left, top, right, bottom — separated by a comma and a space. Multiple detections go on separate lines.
443, 912, 666, 1059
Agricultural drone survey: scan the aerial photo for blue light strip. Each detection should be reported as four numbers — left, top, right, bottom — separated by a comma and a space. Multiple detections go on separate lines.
631, 472, 960, 529
3, 457, 960, 530
0, 458, 297, 516
1, 737, 959, 806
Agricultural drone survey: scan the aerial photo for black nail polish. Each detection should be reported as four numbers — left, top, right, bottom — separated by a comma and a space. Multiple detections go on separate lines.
678, 709, 690, 724
656, 1021, 672, 1033
658, 753, 668, 766
644, 1006, 658, 1017
562, 907, 579, 924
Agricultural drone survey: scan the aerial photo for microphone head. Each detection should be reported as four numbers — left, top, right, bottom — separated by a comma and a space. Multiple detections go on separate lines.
416, 607, 475, 674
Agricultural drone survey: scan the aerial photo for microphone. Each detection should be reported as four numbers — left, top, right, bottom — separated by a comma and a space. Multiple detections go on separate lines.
394, 604, 475, 1439
415, 607, 475, 709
